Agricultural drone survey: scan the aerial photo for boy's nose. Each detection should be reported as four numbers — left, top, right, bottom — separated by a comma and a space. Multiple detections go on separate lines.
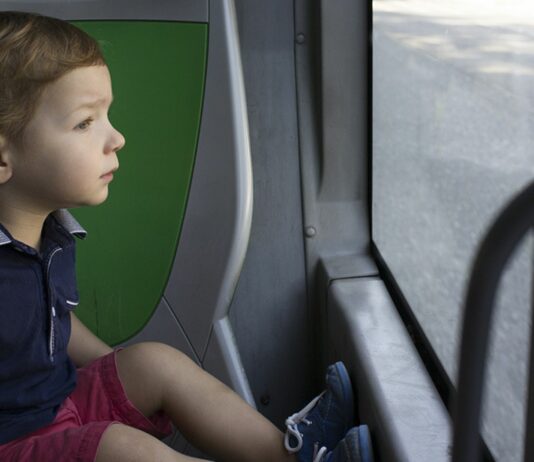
115, 129, 126, 152
106, 126, 126, 154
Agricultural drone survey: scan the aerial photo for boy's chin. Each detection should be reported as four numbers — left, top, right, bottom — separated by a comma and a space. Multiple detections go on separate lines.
65, 190, 110, 209
84, 196, 109, 208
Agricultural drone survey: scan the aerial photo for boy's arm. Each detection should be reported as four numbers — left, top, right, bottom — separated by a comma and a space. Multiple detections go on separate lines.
68, 312, 113, 368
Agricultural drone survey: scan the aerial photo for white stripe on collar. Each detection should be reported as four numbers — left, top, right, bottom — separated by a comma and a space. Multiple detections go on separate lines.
0, 232, 10, 246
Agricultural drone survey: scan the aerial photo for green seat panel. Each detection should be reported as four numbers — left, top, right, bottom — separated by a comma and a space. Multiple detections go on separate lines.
70, 21, 208, 345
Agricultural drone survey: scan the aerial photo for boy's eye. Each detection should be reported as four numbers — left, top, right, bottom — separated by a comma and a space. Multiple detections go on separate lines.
75, 117, 93, 131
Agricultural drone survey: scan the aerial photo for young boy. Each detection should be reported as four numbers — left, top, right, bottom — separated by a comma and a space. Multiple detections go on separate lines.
0, 11, 374, 462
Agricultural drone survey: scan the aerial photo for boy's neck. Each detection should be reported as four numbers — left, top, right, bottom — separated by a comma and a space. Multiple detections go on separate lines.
0, 204, 48, 251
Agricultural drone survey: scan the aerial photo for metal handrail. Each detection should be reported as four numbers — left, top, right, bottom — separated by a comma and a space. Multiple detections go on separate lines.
452, 179, 534, 462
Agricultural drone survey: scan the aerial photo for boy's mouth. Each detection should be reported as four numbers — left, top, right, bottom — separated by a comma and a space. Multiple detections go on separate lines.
101, 167, 118, 181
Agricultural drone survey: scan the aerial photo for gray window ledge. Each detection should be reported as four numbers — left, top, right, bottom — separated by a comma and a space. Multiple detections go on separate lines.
328, 277, 452, 462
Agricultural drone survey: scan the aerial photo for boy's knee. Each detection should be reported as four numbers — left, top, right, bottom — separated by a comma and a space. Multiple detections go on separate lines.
117, 342, 195, 400
101, 423, 137, 448
126, 341, 191, 367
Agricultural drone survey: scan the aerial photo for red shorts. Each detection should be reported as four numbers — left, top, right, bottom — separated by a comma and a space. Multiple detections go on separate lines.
0, 349, 173, 462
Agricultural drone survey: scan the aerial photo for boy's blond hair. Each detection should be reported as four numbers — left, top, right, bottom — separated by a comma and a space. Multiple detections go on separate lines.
0, 11, 106, 143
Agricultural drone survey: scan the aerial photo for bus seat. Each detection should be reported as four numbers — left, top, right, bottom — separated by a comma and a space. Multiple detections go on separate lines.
4, 0, 255, 422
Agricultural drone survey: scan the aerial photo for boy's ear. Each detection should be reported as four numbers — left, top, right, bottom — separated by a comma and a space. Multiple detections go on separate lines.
0, 135, 14, 184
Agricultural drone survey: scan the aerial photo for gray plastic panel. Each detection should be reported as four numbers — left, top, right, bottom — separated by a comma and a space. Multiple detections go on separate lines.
328, 277, 452, 462
227, 0, 312, 427
320, 253, 378, 281
0, 0, 207, 22
294, 0, 371, 383
163, 0, 253, 372
120, 297, 199, 365
320, 0, 367, 203
294, 0, 370, 277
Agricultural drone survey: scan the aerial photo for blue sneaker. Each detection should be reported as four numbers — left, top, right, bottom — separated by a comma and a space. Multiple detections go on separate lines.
284, 362, 354, 461
318, 426, 374, 462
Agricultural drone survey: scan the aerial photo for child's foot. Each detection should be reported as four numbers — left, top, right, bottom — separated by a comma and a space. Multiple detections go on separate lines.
284, 362, 354, 461
315, 426, 374, 462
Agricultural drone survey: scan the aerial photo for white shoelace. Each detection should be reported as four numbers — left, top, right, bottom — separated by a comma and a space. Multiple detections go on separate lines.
313, 445, 328, 462
284, 391, 329, 461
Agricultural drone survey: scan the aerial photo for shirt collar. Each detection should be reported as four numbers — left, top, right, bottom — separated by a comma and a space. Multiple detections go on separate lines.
0, 228, 9, 246
51, 209, 87, 239
0, 209, 86, 247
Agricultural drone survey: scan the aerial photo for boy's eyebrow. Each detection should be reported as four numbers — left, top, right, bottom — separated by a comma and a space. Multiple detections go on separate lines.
70, 95, 114, 113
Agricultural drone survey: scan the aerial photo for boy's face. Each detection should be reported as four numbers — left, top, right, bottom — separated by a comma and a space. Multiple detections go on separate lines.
5, 65, 125, 213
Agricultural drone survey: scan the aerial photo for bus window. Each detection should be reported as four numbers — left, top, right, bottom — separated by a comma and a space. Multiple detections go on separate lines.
372, 1, 534, 460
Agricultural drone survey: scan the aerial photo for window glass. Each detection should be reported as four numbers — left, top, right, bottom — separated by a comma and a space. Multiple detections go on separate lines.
372, 1, 534, 460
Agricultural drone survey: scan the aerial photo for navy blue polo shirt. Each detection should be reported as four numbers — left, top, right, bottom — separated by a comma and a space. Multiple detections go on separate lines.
0, 209, 86, 444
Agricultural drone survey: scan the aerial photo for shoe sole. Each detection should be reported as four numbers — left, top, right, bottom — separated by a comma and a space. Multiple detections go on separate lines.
358, 425, 374, 462
332, 362, 354, 428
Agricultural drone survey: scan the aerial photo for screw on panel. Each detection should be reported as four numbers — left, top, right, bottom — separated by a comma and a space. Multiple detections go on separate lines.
296, 33, 305, 44
260, 394, 271, 406
304, 226, 316, 238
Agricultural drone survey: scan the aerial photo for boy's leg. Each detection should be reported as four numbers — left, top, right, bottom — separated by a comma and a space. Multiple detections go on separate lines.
94, 423, 209, 462
115, 342, 296, 462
